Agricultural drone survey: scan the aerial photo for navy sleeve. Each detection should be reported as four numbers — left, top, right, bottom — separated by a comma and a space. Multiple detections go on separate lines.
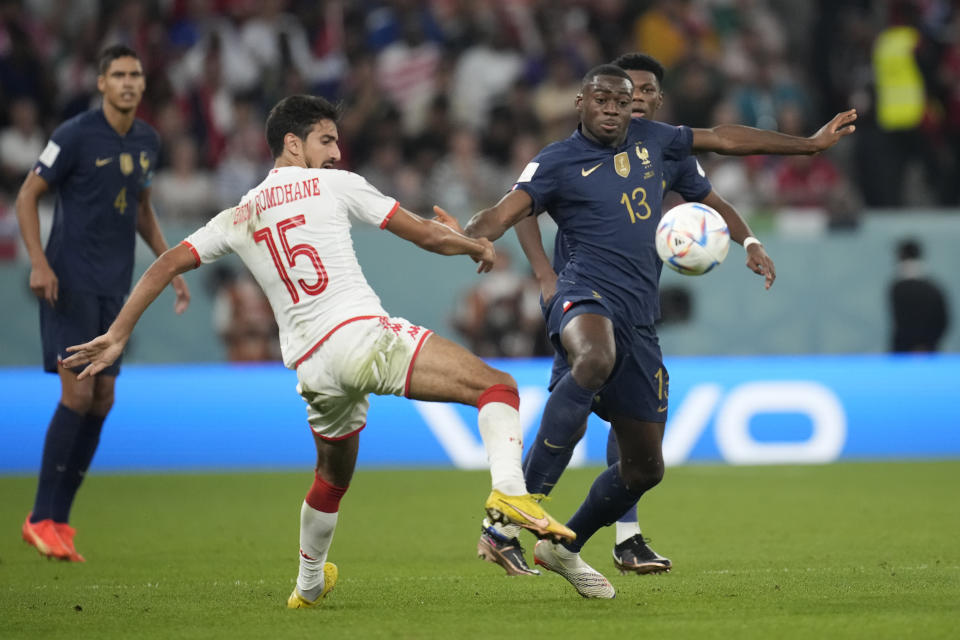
660, 124, 694, 161
33, 118, 80, 187
669, 156, 712, 202
513, 145, 561, 214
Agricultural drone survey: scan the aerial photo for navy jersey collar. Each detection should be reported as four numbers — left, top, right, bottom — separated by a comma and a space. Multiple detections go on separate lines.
572, 124, 633, 152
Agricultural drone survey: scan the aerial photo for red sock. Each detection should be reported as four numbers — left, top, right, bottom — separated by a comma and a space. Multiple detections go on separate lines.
305, 472, 348, 513
477, 384, 520, 410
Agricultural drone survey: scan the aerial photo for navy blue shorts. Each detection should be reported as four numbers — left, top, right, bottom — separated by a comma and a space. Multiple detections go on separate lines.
40, 288, 124, 376
543, 289, 668, 423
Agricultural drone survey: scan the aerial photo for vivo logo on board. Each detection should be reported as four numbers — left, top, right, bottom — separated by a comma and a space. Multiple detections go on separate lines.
414, 381, 848, 469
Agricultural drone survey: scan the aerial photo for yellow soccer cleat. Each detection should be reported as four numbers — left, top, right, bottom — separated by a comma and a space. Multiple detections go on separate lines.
287, 562, 338, 608
484, 490, 575, 543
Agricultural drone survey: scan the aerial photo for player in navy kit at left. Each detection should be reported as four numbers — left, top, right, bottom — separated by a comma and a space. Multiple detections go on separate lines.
15, 44, 190, 561
460, 64, 856, 597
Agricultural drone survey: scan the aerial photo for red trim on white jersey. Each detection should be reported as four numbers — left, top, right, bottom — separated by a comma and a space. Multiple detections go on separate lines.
379, 201, 400, 229
181, 240, 201, 268
314, 422, 367, 442
403, 329, 434, 397
294, 315, 382, 369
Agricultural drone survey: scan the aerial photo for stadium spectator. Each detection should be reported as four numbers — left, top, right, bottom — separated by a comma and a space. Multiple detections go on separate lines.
0, 97, 46, 191
374, 10, 443, 135
151, 135, 218, 223
452, 249, 548, 359
208, 265, 279, 362
889, 239, 950, 353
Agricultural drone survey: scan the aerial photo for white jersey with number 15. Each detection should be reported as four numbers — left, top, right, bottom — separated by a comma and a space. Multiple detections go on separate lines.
183, 166, 399, 368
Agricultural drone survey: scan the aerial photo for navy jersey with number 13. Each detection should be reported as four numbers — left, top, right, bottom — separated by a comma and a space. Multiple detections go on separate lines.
33, 109, 160, 297
515, 117, 693, 326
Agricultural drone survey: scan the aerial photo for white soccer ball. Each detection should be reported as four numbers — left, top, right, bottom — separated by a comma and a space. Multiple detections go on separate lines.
655, 202, 730, 275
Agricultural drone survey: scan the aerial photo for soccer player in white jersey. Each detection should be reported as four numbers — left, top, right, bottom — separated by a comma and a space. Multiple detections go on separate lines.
62, 95, 574, 608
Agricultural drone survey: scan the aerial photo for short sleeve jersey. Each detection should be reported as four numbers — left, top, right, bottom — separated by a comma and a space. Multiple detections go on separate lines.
518, 118, 692, 325
553, 153, 713, 274
33, 109, 160, 296
183, 167, 399, 369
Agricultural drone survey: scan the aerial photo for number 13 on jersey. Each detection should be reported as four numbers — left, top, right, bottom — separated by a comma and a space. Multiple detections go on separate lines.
254, 215, 328, 303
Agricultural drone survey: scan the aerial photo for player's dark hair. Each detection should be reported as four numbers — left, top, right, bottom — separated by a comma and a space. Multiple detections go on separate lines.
613, 53, 665, 85
98, 44, 140, 75
897, 238, 922, 261
265, 95, 340, 158
581, 64, 632, 89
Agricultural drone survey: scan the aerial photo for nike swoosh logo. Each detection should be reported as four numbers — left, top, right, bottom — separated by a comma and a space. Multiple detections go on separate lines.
508, 502, 551, 530
95, 157, 113, 167
543, 438, 565, 450
581, 163, 602, 177
299, 548, 317, 561
657, 405, 668, 413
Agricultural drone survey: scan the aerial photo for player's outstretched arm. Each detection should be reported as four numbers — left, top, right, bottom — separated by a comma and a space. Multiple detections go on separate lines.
136, 188, 191, 314
691, 109, 857, 156
15, 172, 58, 306
463, 190, 534, 242
699, 190, 776, 289
63, 244, 197, 379
385, 206, 496, 273
514, 215, 558, 302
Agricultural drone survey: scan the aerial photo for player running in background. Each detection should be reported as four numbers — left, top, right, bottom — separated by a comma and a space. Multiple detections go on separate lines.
62, 95, 574, 608
476, 52, 777, 579
16, 44, 191, 562
459, 64, 856, 597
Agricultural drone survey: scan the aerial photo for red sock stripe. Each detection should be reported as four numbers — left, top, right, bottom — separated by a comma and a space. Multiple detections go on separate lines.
305, 472, 349, 513
477, 384, 520, 411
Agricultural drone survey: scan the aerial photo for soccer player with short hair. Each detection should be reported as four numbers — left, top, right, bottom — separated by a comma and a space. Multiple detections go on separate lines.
475, 53, 777, 579
62, 94, 574, 608
16, 44, 191, 562
460, 64, 856, 597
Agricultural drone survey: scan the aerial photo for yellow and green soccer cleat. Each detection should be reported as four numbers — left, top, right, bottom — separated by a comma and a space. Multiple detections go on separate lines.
287, 562, 338, 608
484, 490, 575, 543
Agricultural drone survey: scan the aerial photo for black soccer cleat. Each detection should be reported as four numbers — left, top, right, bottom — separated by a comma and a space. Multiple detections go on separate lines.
612, 534, 672, 575
477, 526, 540, 576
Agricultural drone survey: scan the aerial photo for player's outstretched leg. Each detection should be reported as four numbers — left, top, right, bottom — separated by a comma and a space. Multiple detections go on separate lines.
533, 539, 615, 598
406, 334, 573, 543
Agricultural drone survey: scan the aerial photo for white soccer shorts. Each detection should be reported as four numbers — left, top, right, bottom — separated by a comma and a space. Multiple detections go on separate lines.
296, 316, 432, 440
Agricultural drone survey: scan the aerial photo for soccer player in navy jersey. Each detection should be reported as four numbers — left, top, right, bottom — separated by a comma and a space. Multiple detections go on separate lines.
474, 53, 779, 580
15, 44, 190, 561
458, 64, 856, 597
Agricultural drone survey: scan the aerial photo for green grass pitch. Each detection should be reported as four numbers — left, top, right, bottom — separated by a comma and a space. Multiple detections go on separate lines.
2, 461, 958, 639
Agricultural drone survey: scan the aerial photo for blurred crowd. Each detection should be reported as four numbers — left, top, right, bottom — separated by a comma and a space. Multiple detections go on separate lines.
1, 0, 958, 357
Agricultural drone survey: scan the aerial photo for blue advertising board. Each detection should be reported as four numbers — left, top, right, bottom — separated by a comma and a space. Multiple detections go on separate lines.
2, 354, 958, 474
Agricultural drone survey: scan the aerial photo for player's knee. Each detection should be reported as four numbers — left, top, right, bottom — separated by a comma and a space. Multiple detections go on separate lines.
620, 461, 664, 496
569, 347, 615, 390
61, 387, 95, 414
477, 368, 517, 397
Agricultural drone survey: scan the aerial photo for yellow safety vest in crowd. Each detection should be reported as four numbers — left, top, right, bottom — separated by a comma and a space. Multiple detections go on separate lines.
873, 25, 926, 130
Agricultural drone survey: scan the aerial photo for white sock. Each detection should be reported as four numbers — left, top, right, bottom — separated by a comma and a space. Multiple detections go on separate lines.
615, 521, 642, 545
297, 501, 338, 600
477, 401, 526, 495
484, 517, 523, 540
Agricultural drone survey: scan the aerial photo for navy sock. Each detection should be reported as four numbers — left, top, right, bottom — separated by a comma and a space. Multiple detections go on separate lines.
606, 428, 638, 525
523, 373, 597, 494
31, 404, 85, 522
54, 413, 106, 522
564, 463, 642, 552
